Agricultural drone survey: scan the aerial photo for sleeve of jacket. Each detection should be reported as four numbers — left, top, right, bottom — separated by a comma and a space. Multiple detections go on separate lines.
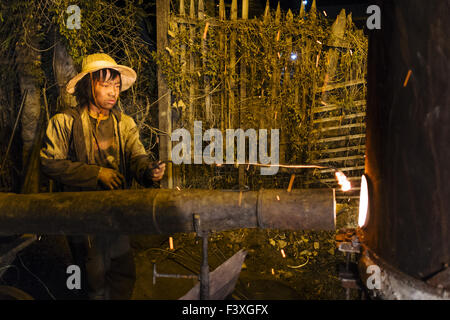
40, 113, 101, 188
122, 115, 160, 188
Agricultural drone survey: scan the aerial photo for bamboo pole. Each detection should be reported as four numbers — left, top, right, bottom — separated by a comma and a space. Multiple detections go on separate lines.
321, 9, 347, 101
242, 0, 248, 20
157, 0, 173, 189
219, 0, 226, 132
260, 0, 270, 130
239, 0, 249, 188
263, 0, 270, 23
279, 9, 293, 164
310, 0, 317, 21
199, 0, 212, 124
180, 0, 185, 16
270, 2, 281, 129
300, 0, 305, 18
240, 0, 249, 128
189, 0, 196, 131
176, 0, 186, 189
228, 0, 238, 129
179, 0, 186, 126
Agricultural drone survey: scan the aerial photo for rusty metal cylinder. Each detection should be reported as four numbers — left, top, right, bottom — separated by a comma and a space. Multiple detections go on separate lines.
0, 188, 335, 235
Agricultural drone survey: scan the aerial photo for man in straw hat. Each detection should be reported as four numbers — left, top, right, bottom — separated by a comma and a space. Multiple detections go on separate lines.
40, 53, 165, 299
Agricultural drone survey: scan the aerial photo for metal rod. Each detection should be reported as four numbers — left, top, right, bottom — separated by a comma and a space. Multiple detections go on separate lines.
152, 264, 198, 285
200, 232, 209, 300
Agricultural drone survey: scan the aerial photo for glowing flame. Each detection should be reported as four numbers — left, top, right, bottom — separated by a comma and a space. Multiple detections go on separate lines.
358, 175, 369, 228
335, 171, 351, 191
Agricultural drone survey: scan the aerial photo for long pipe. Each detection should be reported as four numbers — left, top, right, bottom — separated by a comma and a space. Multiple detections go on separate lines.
0, 188, 335, 235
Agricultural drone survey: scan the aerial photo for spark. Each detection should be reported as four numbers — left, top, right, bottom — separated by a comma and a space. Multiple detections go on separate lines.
287, 174, 295, 192
281, 249, 286, 258
271, 268, 275, 275
203, 22, 210, 39
169, 237, 174, 250
403, 69, 412, 87
276, 195, 280, 201
176, 186, 181, 191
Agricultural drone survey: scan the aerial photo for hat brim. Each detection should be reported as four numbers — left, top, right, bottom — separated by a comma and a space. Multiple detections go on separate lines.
66, 64, 137, 94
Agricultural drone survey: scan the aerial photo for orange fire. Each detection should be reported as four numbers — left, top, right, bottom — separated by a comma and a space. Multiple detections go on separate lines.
335, 171, 351, 192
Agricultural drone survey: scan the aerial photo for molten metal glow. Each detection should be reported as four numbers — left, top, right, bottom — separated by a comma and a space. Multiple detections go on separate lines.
358, 175, 369, 228
335, 171, 352, 191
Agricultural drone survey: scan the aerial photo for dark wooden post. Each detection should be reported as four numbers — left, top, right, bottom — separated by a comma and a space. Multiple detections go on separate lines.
157, 0, 173, 189
364, 0, 450, 280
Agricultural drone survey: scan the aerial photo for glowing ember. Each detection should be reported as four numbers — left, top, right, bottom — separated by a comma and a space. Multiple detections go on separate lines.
271, 268, 275, 275
287, 174, 295, 192
403, 69, 412, 87
276, 195, 280, 201
169, 237, 174, 250
335, 171, 351, 191
281, 249, 286, 258
203, 22, 210, 39
176, 186, 181, 191
238, 191, 242, 207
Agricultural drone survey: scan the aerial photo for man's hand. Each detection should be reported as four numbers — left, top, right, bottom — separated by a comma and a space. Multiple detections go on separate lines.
98, 167, 125, 190
149, 161, 166, 182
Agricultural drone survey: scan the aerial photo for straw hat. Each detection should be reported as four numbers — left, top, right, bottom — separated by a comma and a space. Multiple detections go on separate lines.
66, 53, 137, 94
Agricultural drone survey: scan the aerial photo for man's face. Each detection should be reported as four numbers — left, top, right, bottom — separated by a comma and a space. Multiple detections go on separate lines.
92, 69, 121, 111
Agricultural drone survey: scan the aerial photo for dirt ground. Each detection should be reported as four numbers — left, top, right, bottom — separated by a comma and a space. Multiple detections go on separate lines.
1, 202, 359, 300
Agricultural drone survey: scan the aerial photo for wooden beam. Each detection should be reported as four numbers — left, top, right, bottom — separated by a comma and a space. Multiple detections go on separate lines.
313, 112, 366, 123
157, 0, 173, 189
